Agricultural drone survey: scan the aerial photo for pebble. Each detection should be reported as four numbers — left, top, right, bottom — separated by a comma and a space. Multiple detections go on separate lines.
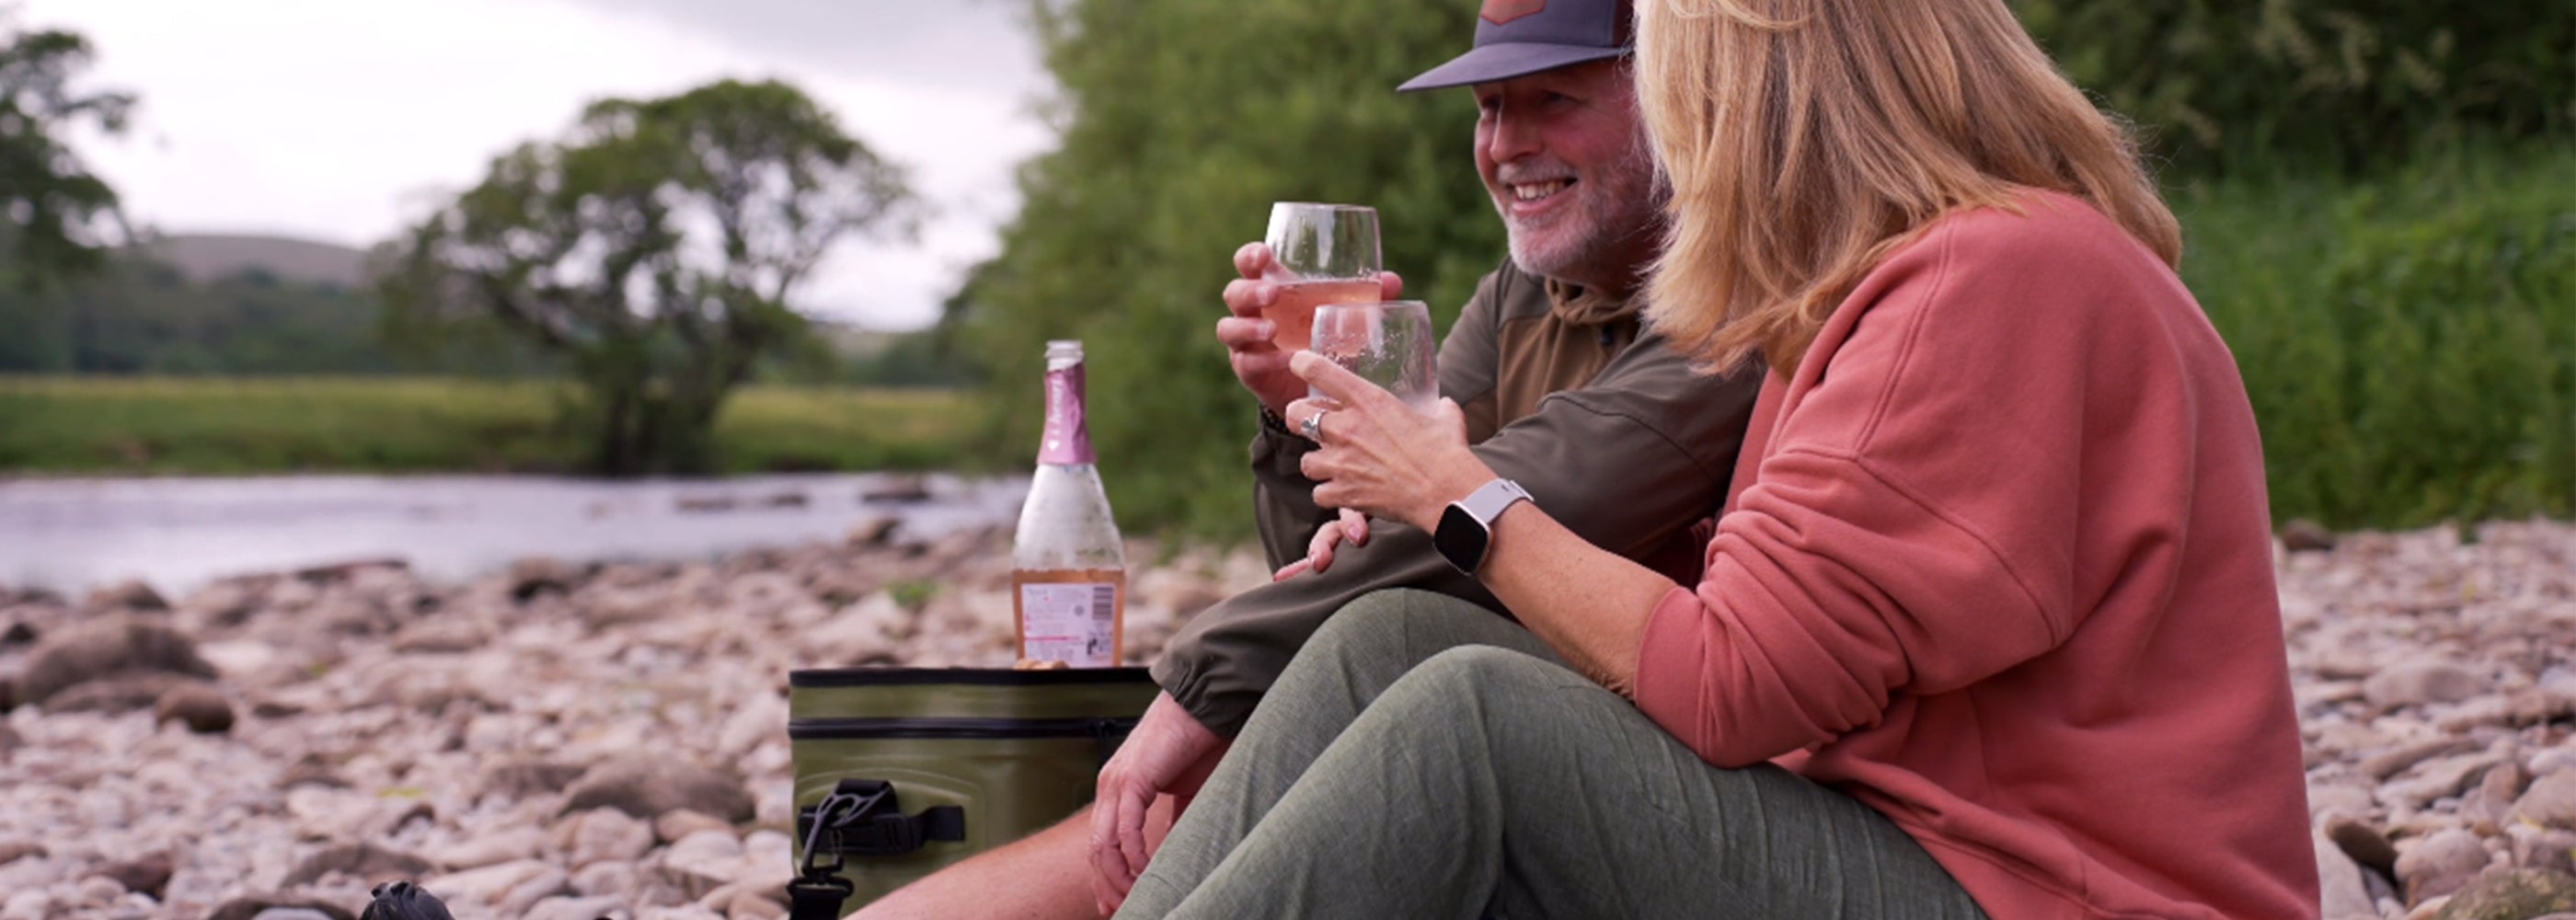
2320, 831, 2379, 918
2398, 829, 2493, 903
0, 519, 2562, 919
2520, 772, 2576, 831
2366, 660, 2488, 709
152, 683, 234, 733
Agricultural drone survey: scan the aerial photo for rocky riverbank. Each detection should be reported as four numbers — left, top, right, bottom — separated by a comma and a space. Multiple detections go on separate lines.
0, 519, 2569, 919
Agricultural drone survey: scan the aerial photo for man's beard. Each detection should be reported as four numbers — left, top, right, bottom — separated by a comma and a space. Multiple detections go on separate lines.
1498, 141, 1666, 290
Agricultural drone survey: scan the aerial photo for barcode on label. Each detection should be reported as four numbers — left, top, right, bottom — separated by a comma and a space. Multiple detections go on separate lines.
1092, 584, 1116, 626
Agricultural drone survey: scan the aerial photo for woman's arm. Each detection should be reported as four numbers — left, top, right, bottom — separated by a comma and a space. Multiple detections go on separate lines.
1286, 351, 1676, 695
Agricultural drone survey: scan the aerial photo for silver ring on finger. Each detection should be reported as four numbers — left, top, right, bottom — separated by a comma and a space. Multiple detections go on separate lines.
1300, 408, 1327, 443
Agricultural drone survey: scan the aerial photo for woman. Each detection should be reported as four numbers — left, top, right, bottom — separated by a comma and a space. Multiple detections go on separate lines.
1112, 0, 2317, 917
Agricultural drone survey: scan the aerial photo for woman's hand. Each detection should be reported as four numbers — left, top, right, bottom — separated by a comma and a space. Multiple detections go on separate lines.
1285, 351, 1495, 532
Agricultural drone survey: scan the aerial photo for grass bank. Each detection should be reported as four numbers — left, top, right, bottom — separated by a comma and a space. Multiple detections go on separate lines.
0, 376, 983, 476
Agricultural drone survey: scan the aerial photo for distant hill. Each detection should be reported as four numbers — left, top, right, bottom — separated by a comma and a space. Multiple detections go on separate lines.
140, 234, 373, 289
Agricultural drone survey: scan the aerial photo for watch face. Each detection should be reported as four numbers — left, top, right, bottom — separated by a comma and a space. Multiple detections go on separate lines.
1434, 504, 1489, 574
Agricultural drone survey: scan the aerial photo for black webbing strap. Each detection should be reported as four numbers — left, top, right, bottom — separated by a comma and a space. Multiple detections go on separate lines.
787, 779, 968, 919
787, 875, 855, 920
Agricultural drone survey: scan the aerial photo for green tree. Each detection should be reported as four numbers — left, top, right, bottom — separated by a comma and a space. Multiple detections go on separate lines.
0, 9, 132, 286
953, 0, 1503, 536
380, 79, 918, 476
960, 0, 2571, 537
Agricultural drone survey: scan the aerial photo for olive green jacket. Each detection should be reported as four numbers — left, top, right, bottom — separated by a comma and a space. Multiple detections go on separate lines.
1150, 258, 1765, 736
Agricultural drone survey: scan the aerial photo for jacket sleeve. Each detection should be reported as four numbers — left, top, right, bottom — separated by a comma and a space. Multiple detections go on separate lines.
1629, 223, 2101, 767
1160, 293, 1762, 737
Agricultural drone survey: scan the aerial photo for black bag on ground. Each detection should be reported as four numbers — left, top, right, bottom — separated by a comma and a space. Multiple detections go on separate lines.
786, 666, 1157, 918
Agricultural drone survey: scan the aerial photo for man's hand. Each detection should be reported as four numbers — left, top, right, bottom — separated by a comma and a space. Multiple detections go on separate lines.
1090, 692, 1230, 914
1218, 242, 1404, 419
1271, 509, 1372, 581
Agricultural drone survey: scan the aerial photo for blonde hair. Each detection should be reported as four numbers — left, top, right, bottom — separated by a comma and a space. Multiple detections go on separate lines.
1634, 0, 2180, 374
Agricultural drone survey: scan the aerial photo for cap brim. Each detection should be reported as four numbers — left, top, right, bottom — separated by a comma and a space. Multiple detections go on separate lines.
1397, 42, 1630, 93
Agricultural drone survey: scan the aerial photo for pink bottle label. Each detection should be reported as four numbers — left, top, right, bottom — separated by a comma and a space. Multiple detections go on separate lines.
1039, 363, 1095, 465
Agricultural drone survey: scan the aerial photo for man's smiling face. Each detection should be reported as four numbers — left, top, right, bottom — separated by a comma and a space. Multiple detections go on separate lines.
1472, 58, 1663, 292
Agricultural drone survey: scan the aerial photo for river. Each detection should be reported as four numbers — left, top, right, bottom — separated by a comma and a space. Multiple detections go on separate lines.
0, 472, 1029, 594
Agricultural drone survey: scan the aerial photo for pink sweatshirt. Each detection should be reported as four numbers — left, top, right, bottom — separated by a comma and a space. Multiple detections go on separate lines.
1632, 191, 2318, 918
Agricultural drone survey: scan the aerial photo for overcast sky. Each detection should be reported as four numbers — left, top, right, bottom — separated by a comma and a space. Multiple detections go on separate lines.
21, 0, 1054, 330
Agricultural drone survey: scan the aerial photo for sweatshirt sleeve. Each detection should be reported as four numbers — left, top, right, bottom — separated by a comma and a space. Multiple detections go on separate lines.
1631, 218, 2108, 767
1161, 297, 1759, 738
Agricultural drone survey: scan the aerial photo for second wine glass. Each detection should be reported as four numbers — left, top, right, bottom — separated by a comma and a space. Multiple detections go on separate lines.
1309, 300, 1438, 412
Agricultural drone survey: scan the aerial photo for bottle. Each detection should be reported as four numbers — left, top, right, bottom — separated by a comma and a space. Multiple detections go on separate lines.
1010, 340, 1127, 668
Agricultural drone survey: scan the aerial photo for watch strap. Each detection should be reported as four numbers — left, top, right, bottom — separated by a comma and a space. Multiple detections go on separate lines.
1456, 477, 1532, 527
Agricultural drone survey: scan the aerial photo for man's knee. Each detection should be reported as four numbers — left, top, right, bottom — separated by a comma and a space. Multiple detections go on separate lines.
1327, 588, 1512, 650
1302, 588, 1466, 661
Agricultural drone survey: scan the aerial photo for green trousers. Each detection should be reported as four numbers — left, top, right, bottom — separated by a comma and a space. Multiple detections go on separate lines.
1117, 589, 1990, 919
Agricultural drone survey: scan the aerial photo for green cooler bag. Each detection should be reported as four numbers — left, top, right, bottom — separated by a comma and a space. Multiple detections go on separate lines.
786, 666, 1158, 917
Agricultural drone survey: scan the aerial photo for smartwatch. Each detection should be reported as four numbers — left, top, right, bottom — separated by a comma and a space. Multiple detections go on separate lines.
1433, 478, 1532, 575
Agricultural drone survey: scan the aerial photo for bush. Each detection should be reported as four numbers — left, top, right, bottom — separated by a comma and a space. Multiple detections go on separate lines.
2014, 0, 2573, 175
2182, 144, 2575, 527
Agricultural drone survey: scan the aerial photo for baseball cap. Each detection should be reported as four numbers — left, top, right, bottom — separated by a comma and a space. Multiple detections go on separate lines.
1397, 0, 1635, 93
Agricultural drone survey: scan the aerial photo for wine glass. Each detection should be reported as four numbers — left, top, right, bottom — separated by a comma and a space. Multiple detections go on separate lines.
1309, 301, 1438, 412
1263, 202, 1383, 352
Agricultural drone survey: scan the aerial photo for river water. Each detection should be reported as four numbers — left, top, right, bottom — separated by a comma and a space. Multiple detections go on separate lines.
0, 473, 1029, 594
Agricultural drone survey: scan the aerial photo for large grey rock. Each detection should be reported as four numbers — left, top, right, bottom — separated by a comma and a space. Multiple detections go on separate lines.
42, 673, 202, 715
560, 756, 753, 822
2386, 753, 2507, 811
2520, 772, 2576, 832
654, 809, 732, 845
279, 841, 434, 887
2518, 830, 2576, 876
498, 867, 572, 914
390, 619, 489, 655
2366, 661, 2487, 709
560, 808, 655, 868
2429, 868, 2576, 920
420, 858, 551, 906
1, 891, 52, 920
729, 887, 789, 920
2365, 739, 2482, 781
509, 557, 581, 601
2280, 519, 2338, 552
571, 859, 636, 898
478, 758, 586, 801
2318, 831, 2379, 919
2326, 814, 2401, 879
13, 615, 215, 706
421, 827, 546, 871
2398, 830, 2493, 903
523, 894, 624, 920
94, 852, 173, 898
81, 580, 169, 615
155, 682, 236, 733
178, 579, 263, 627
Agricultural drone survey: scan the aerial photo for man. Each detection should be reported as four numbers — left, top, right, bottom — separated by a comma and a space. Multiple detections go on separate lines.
856, 1, 1760, 915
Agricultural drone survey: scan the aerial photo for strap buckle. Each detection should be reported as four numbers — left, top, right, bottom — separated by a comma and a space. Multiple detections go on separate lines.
797, 779, 967, 868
